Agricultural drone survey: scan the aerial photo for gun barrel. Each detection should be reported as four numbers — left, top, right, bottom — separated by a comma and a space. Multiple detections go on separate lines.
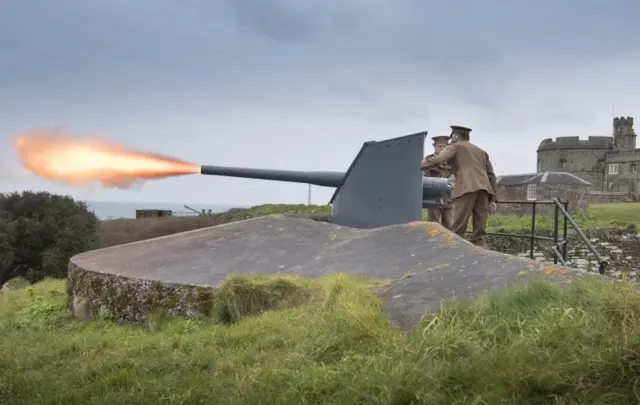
200, 164, 450, 202
200, 165, 344, 188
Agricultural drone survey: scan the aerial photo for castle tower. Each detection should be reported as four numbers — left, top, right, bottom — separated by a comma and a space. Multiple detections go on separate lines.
613, 116, 637, 151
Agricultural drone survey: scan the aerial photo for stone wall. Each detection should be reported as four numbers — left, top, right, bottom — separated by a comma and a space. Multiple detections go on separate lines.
613, 116, 637, 151
496, 183, 588, 215
600, 153, 640, 198
487, 227, 640, 281
588, 191, 630, 204
537, 140, 608, 191
535, 117, 639, 196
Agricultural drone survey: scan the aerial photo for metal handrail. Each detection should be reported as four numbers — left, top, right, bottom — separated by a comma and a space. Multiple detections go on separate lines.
552, 198, 608, 274
463, 198, 608, 275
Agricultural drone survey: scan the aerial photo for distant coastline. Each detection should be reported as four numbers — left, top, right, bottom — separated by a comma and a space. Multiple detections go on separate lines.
86, 200, 240, 220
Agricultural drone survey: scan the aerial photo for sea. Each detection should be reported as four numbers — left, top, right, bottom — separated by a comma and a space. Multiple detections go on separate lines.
86, 200, 241, 220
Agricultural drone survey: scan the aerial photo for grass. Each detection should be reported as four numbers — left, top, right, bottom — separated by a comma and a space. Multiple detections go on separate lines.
486, 202, 640, 232
2, 202, 639, 403
3, 274, 640, 404
98, 202, 640, 249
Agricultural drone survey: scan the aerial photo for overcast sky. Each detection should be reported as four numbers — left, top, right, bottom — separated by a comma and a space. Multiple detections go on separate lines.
1, 0, 638, 206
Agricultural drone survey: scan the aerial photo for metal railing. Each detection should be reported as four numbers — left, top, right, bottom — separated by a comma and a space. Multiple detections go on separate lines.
470, 198, 608, 274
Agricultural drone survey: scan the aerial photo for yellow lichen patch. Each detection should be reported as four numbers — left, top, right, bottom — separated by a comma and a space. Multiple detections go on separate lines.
428, 226, 459, 242
428, 263, 452, 270
407, 221, 463, 245
399, 271, 417, 279
542, 265, 571, 277
407, 221, 431, 229
518, 270, 530, 276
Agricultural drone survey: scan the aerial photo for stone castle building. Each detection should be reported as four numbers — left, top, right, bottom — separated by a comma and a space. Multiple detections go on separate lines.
537, 116, 639, 202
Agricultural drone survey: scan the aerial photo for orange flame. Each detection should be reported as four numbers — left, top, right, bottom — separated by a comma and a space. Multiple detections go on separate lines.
12, 128, 200, 189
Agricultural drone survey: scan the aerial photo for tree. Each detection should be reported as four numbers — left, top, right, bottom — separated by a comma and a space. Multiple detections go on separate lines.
0, 191, 100, 288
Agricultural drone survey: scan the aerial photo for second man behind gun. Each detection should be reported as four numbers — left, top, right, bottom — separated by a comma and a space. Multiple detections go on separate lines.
423, 135, 455, 229
420, 126, 498, 248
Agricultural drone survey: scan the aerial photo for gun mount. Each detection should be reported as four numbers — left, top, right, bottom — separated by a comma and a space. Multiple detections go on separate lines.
201, 131, 450, 229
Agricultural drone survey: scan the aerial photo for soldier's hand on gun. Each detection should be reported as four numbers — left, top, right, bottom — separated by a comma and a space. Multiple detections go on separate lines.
489, 201, 497, 214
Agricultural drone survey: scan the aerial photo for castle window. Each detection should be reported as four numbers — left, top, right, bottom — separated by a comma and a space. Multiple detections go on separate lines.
631, 163, 637, 174
608, 163, 619, 175
558, 158, 567, 168
527, 184, 537, 201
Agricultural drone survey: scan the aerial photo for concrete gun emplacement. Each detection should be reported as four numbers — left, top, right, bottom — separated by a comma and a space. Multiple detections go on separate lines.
200, 131, 449, 229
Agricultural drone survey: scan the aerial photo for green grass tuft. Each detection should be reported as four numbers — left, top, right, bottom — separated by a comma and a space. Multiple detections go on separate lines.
3, 275, 640, 404
211, 274, 326, 324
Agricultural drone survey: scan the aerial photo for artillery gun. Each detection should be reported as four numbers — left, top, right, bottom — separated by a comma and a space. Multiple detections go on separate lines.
200, 131, 450, 229
69, 131, 596, 331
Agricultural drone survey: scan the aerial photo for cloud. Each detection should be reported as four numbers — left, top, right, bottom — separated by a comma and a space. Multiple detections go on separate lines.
1, 0, 639, 206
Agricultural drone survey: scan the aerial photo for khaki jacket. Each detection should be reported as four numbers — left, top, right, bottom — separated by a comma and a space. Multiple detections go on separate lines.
421, 140, 497, 201
423, 154, 453, 179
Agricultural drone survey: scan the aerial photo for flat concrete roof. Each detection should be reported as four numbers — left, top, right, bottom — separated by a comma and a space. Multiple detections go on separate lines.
71, 214, 596, 329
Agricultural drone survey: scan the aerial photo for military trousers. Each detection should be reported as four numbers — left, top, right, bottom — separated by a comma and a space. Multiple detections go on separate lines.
427, 204, 453, 230
450, 190, 490, 248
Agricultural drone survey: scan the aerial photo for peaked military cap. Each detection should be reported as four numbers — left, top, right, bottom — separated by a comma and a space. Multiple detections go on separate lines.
450, 125, 472, 138
431, 135, 450, 143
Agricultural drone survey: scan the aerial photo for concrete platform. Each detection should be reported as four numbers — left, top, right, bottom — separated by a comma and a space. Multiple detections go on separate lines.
67, 214, 598, 329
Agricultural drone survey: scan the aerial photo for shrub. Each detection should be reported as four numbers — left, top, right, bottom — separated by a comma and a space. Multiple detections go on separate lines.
0, 191, 100, 288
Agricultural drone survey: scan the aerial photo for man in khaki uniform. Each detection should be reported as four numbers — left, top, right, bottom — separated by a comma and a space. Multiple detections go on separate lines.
421, 126, 498, 248
423, 135, 454, 229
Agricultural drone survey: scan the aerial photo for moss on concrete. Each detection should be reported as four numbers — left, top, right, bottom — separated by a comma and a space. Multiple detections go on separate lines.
66, 262, 327, 324
67, 262, 219, 323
